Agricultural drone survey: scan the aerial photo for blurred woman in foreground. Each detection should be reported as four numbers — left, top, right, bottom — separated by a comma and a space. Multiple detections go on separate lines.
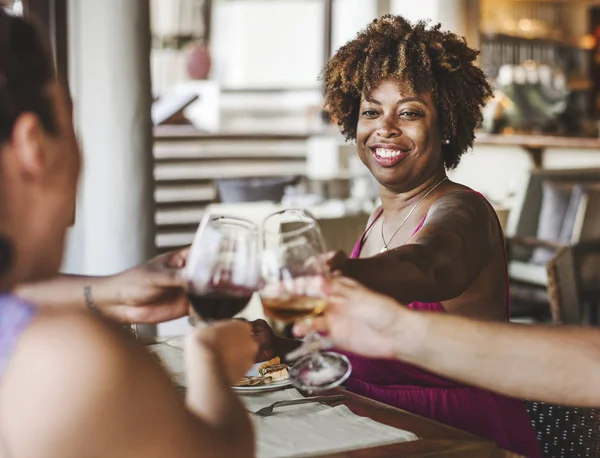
0, 11, 255, 457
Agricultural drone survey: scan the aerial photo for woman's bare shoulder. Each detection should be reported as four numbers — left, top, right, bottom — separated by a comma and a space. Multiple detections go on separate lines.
429, 182, 497, 224
420, 183, 502, 252
5, 309, 133, 377
2, 310, 128, 385
0, 310, 175, 457
1, 310, 132, 409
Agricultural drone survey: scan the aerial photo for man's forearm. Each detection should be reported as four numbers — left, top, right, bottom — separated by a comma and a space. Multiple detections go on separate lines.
15, 274, 118, 311
398, 311, 600, 407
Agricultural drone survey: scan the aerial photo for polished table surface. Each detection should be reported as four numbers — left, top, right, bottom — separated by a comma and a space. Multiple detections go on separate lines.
313, 388, 521, 458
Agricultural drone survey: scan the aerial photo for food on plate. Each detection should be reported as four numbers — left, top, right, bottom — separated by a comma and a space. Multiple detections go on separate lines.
258, 357, 289, 381
258, 357, 281, 373
234, 357, 290, 387
236, 375, 274, 387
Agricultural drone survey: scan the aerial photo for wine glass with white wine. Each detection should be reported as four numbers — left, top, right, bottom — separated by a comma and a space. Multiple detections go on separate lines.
260, 209, 351, 392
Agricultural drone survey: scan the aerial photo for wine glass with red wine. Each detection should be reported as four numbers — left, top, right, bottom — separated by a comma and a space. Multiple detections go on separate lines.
184, 214, 259, 321
260, 209, 351, 392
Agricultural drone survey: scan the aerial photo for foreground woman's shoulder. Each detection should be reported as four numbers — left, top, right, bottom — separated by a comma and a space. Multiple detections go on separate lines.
0, 310, 158, 456
2, 310, 135, 404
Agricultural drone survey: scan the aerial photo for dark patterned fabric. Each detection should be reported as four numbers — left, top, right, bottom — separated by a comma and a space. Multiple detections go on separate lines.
527, 401, 600, 458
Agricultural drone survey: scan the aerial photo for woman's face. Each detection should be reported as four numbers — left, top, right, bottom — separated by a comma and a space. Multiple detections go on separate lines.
356, 79, 444, 193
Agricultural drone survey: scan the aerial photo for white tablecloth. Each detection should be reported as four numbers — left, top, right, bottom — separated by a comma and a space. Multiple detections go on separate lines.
242, 388, 418, 458
148, 340, 418, 457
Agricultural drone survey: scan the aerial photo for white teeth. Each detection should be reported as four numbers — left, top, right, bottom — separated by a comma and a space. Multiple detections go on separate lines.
375, 148, 403, 158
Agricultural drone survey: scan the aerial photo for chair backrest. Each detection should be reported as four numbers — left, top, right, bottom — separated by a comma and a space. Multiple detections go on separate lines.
546, 246, 580, 323
316, 213, 369, 254
572, 185, 600, 243
527, 401, 600, 458
507, 168, 600, 239
568, 186, 600, 291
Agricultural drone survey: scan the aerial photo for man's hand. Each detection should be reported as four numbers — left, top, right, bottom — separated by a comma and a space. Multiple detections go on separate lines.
190, 320, 258, 385
293, 277, 407, 360
98, 248, 190, 324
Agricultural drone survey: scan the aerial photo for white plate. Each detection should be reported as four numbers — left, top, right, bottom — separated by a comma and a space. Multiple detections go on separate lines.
233, 362, 291, 394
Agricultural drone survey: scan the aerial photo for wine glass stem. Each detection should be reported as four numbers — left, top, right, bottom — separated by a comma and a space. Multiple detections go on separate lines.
286, 330, 333, 361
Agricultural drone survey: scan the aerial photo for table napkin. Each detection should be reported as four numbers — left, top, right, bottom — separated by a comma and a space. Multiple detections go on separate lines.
242, 389, 418, 458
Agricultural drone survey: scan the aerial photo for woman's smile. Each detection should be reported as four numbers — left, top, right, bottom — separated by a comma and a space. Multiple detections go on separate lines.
370, 143, 411, 167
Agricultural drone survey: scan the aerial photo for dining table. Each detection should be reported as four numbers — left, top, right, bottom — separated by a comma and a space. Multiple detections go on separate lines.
148, 337, 523, 458
289, 388, 521, 458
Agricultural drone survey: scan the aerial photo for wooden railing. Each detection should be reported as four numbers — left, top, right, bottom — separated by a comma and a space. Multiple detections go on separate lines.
153, 125, 312, 251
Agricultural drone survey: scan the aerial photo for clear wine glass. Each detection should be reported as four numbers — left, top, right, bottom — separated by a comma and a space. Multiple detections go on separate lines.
260, 209, 351, 392
183, 214, 260, 322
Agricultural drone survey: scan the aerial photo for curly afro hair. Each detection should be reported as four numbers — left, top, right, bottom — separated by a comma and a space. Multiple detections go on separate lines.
321, 15, 492, 169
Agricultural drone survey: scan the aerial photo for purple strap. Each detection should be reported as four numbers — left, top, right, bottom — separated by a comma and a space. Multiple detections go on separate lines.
0, 294, 36, 378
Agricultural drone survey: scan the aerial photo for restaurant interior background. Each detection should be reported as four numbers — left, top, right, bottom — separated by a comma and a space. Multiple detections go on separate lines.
3, 0, 600, 337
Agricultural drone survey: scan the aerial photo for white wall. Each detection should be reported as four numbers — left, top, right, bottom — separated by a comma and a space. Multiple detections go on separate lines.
331, 0, 378, 54
448, 145, 532, 206
63, 0, 155, 276
390, 0, 468, 36
449, 145, 600, 207
209, 0, 473, 89
211, 0, 324, 89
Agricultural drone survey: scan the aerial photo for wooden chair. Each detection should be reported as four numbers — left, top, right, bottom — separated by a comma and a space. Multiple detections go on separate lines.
527, 401, 600, 458
506, 239, 580, 323
506, 168, 600, 323
546, 245, 580, 324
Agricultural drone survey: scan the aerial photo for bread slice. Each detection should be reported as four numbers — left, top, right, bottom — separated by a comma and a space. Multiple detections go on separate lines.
259, 364, 289, 381
258, 357, 280, 375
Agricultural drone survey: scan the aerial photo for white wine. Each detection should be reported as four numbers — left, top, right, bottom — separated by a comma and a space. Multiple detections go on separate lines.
261, 295, 327, 323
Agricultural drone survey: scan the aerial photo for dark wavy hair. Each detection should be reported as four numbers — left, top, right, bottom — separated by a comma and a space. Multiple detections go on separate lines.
321, 15, 492, 169
0, 9, 57, 146
0, 10, 57, 275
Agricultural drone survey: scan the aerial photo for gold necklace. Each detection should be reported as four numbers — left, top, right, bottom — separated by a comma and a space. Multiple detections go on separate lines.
379, 176, 448, 253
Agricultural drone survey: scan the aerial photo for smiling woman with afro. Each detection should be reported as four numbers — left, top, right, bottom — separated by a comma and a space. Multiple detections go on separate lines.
322, 14, 492, 169
303, 15, 542, 458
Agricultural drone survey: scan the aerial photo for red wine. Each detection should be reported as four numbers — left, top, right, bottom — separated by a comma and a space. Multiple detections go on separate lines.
187, 286, 253, 321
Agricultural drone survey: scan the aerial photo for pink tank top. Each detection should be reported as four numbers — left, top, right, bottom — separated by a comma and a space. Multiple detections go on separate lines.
343, 191, 541, 458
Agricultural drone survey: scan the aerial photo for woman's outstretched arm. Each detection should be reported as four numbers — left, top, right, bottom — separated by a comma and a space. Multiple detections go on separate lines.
341, 192, 499, 306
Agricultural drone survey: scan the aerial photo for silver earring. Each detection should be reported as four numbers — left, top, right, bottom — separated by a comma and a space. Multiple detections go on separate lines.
444, 138, 450, 145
